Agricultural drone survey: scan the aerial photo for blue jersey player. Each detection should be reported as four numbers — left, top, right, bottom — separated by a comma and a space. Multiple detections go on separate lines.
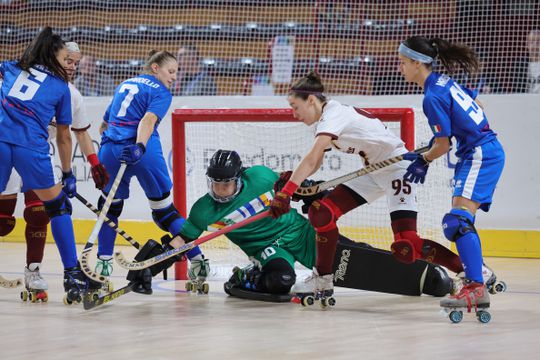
398, 36, 505, 315
97, 50, 208, 294
0, 27, 102, 303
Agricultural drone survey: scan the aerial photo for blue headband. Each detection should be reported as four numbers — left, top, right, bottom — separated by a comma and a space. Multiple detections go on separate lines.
398, 43, 434, 64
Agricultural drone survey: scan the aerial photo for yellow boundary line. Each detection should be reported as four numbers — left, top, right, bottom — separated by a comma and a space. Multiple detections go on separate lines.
1, 219, 539, 259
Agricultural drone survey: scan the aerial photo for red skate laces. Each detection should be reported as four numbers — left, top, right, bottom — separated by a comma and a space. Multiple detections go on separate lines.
452, 281, 485, 312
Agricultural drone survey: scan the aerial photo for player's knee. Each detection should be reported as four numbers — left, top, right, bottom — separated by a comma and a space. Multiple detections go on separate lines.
43, 192, 72, 218
308, 198, 339, 232
0, 216, 16, 236
442, 208, 476, 242
263, 258, 296, 294
150, 193, 185, 234
97, 195, 124, 218
23, 202, 50, 228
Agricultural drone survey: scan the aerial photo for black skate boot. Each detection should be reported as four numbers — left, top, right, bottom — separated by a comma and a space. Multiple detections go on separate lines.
63, 264, 102, 305
224, 265, 262, 294
127, 268, 153, 295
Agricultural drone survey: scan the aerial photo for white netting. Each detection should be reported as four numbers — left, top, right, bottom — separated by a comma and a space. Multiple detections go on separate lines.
1, 1, 538, 95
176, 108, 453, 269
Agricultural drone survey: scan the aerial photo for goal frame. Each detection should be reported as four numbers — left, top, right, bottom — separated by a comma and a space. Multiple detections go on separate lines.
171, 107, 415, 280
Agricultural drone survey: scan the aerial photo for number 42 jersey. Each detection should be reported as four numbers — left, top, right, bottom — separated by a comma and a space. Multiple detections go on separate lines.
0, 61, 72, 153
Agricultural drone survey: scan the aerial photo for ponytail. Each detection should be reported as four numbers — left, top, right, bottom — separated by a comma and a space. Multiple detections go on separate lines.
18, 27, 68, 81
402, 36, 479, 74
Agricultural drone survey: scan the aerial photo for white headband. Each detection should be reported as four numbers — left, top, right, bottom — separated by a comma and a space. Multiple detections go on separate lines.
65, 42, 80, 53
398, 43, 434, 64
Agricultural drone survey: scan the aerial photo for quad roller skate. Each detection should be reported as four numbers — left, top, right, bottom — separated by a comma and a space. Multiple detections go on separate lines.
224, 264, 262, 295
292, 269, 336, 309
441, 280, 491, 324
186, 257, 210, 294
63, 264, 107, 305
452, 263, 507, 295
20, 263, 48, 303
95, 257, 114, 293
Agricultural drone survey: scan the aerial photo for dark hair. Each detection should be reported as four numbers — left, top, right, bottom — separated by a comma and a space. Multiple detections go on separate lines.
403, 36, 479, 74
144, 50, 177, 72
289, 70, 327, 102
18, 27, 68, 81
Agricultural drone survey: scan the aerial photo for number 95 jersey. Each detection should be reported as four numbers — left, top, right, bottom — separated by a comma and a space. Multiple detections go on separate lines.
102, 74, 172, 142
0, 61, 72, 153
422, 72, 497, 159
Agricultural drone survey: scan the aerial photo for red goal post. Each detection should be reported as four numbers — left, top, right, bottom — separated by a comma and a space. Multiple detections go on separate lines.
171, 107, 415, 280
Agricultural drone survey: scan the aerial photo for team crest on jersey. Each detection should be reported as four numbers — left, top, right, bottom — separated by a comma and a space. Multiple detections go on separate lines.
207, 191, 273, 231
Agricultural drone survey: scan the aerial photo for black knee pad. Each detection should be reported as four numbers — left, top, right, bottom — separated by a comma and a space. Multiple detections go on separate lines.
97, 195, 124, 218
262, 258, 296, 294
151, 204, 182, 233
43, 192, 72, 218
23, 204, 50, 227
422, 264, 452, 297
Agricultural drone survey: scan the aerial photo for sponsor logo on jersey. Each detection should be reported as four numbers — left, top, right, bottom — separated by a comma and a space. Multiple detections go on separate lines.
435, 74, 450, 87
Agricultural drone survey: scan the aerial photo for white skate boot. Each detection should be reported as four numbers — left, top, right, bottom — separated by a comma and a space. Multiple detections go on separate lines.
452, 263, 507, 295
186, 256, 210, 294
441, 280, 491, 323
292, 268, 335, 308
21, 263, 48, 302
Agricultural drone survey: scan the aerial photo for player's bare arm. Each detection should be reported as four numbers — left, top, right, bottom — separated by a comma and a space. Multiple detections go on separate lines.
290, 134, 332, 185
56, 124, 73, 173
423, 136, 451, 162
135, 112, 158, 146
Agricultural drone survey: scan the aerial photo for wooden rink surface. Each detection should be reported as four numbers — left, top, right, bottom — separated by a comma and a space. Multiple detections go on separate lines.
1, 242, 540, 360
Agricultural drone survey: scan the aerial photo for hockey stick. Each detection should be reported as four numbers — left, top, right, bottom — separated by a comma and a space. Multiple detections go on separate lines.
81, 162, 127, 283
0, 275, 22, 288
83, 283, 134, 310
75, 193, 140, 249
114, 209, 271, 271
294, 146, 430, 196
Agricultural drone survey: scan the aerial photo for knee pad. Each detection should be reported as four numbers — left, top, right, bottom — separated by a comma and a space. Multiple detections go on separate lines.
391, 231, 424, 264
262, 258, 296, 294
0, 215, 16, 236
151, 204, 185, 234
442, 208, 476, 242
43, 192, 72, 218
23, 203, 50, 228
97, 195, 124, 218
308, 198, 341, 233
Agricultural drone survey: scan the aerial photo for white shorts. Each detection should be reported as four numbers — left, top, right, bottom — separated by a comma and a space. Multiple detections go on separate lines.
1, 168, 22, 195
342, 160, 418, 213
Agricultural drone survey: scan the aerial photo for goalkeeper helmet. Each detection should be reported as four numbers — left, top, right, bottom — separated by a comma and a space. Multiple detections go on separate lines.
206, 150, 243, 203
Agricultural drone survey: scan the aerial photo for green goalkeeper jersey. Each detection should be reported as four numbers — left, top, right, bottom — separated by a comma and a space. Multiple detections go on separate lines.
180, 165, 316, 268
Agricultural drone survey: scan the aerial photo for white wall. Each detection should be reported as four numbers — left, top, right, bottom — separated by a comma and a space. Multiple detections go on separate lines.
22, 94, 538, 231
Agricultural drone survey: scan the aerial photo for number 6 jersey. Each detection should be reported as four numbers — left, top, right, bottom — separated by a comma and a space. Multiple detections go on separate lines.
0, 61, 72, 153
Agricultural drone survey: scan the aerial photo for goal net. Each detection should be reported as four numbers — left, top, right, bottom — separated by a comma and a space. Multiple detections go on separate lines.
172, 108, 453, 279
1, 1, 537, 95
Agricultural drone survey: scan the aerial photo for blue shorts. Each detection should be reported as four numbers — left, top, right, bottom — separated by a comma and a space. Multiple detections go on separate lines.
99, 136, 172, 199
452, 139, 505, 212
0, 141, 57, 193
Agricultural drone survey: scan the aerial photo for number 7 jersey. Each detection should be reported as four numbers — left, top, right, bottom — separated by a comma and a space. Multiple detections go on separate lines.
102, 74, 172, 142
0, 61, 72, 153
422, 72, 497, 158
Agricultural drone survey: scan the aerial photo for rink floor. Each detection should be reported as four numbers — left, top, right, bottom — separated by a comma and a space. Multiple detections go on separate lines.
1, 242, 540, 360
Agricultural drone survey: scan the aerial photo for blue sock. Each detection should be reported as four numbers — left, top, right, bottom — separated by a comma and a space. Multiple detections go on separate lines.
186, 246, 202, 260
97, 215, 118, 258
49, 214, 78, 269
452, 210, 483, 283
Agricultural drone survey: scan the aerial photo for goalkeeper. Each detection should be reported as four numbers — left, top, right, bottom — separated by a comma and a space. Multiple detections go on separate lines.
176, 149, 452, 301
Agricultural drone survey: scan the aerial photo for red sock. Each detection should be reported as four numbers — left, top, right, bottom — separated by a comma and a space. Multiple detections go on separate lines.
315, 228, 340, 275
423, 239, 464, 273
26, 225, 46, 265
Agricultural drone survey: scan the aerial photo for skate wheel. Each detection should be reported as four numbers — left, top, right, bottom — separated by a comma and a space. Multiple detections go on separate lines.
41, 293, 48, 303
185, 281, 192, 292
449, 310, 463, 323
107, 282, 114, 293
63, 295, 72, 305
190, 283, 198, 293
494, 281, 507, 293
20, 290, 28, 302
202, 283, 209, 294
477, 310, 491, 323
92, 293, 99, 301
30, 292, 37, 303
327, 297, 336, 307
301, 295, 315, 307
